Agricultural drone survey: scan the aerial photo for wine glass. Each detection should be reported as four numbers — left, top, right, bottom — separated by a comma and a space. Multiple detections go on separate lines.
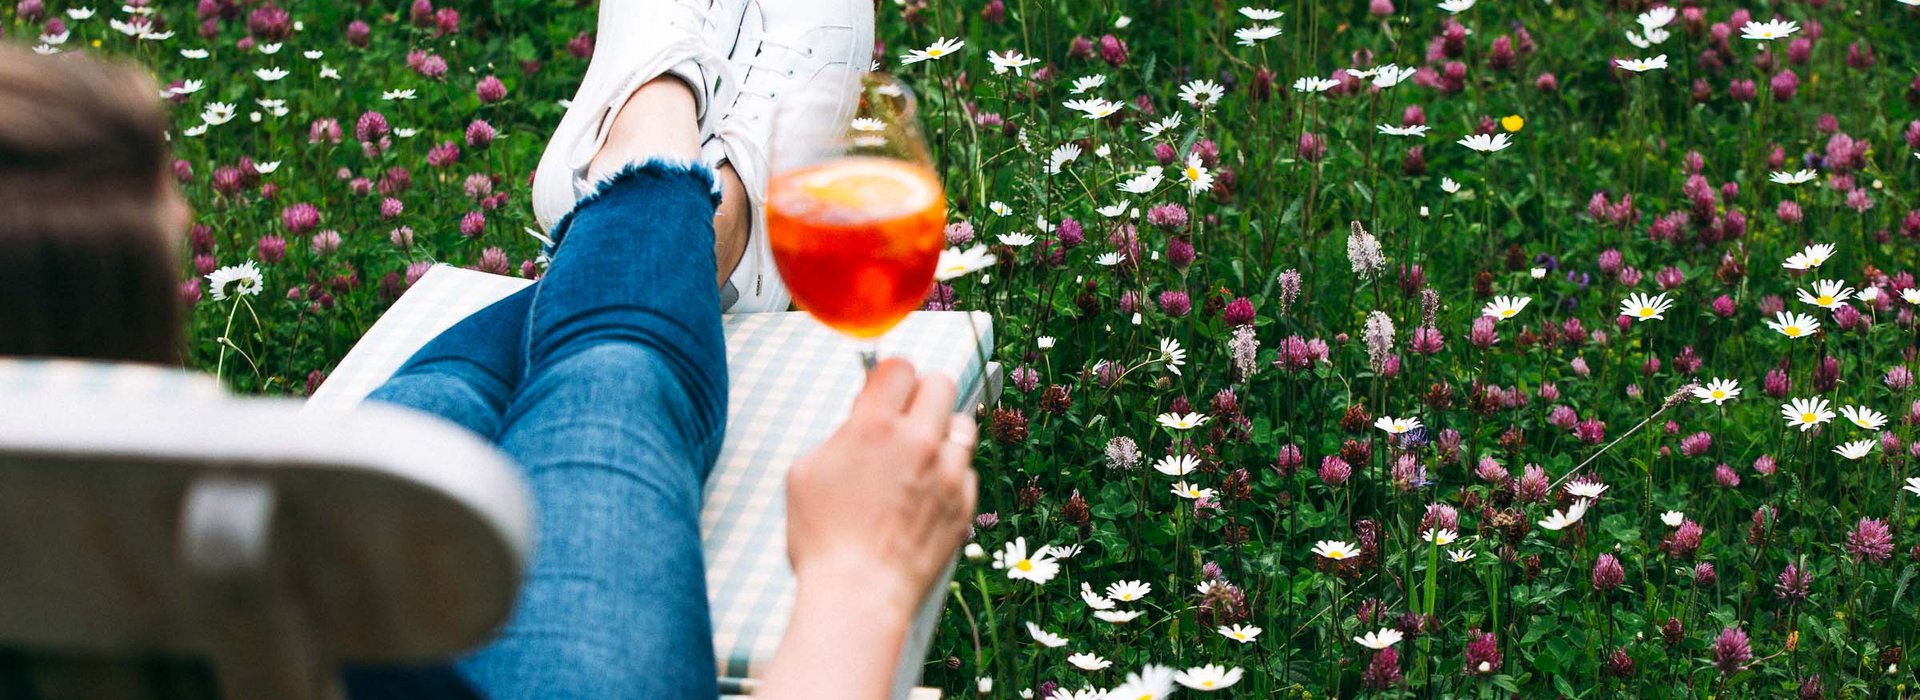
765, 70, 946, 371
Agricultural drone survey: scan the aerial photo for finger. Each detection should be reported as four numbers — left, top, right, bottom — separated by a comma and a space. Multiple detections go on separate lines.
904, 373, 960, 430
944, 414, 978, 451
851, 357, 918, 416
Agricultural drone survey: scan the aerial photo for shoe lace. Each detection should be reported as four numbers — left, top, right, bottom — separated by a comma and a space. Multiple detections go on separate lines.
735, 34, 814, 117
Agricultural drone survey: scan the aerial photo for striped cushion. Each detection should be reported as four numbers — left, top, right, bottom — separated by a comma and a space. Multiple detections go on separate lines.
308, 265, 992, 695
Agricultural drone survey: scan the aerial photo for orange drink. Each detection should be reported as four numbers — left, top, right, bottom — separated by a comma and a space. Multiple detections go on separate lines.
767, 156, 946, 338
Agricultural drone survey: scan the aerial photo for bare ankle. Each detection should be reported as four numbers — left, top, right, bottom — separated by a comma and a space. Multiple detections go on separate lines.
713, 163, 750, 287
587, 77, 702, 181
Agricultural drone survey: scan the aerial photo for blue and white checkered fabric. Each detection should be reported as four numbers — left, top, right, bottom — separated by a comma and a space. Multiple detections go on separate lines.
308, 265, 993, 693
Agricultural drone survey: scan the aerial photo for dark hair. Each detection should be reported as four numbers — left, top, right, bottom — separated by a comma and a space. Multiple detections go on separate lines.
0, 45, 183, 364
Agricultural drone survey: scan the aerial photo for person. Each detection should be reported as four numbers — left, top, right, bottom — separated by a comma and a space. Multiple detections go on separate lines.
0, 0, 978, 697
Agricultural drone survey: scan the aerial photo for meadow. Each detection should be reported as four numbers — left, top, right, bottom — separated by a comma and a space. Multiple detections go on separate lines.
12, 0, 1920, 696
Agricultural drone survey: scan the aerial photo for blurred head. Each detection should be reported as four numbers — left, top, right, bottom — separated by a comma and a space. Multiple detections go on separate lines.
0, 45, 186, 364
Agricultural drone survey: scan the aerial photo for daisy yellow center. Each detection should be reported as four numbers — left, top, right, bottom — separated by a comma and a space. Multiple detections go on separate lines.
1202, 681, 1216, 688
1500, 309, 1516, 317
1817, 295, 1834, 305
927, 48, 946, 56
1854, 419, 1870, 427
1801, 412, 1817, 424
1327, 551, 1348, 560
1185, 166, 1201, 181
1784, 326, 1802, 336
1811, 257, 1825, 265
1639, 307, 1655, 317
1014, 559, 1033, 572
1135, 695, 1154, 700
1712, 390, 1727, 399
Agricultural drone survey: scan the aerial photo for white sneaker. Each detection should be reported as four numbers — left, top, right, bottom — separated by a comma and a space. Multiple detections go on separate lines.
705, 0, 875, 313
530, 0, 752, 234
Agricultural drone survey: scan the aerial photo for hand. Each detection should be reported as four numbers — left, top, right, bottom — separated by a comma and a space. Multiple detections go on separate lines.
785, 358, 978, 612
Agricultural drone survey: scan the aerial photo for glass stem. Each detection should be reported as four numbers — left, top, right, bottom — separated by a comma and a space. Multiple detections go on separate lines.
858, 343, 879, 372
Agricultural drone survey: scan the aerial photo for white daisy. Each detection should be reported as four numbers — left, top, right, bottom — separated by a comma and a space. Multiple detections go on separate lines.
1369, 64, 1418, 89
67, 7, 96, 19
1063, 97, 1124, 119
900, 36, 965, 64
1106, 580, 1151, 601
1312, 540, 1361, 560
1139, 113, 1184, 141
1796, 279, 1855, 309
992, 537, 1061, 584
1618, 292, 1673, 321
1081, 584, 1116, 610
1565, 479, 1608, 499
1169, 481, 1215, 500
1481, 295, 1530, 320
1070, 75, 1107, 94
1105, 665, 1176, 700
1238, 7, 1283, 20
205, 261, 265, 301
1739, 19, 1799, 41
1119, 166, 1166, 194
1156, 413, 1209, 432
1781, 397, 1836, 432
1158, 337, 1187, 375
254, 67, 289, 81
1069, 653, 1112, 671
1377, 124, 1430, 137
1047, 143, 1082, 175
1093, 252, 1124, 266
1437, 0, 1475, 12
1097, 201, 1131, 218
1094, 609, 1144, 623
1291, 76, 1340, 93
1840, 405, 1888, 431
1770, 169, 1819, 185
382, 88, 419, 101
1218, 624, 1262, 643
1180, 154, 1214, 193
1026, 621, 1069, 648
1441, 177, 1461, 194
1422, 528, 1459, 546
1448, 549, 1477, 562
1766, 311, 1821, 339
987, 49, 1040, 75
1173, 666, 1243, 692
1692, 378, 1741, 405
1638, 6, 1676, 29
180, 48, 210, 59
1152, 455, 1201, 479
1374, 416, 1422, 434
997, 233, 1036, 247
1616, 54, 1670, 72
1782, 242, 1835, 269
1835, 440, 1875, 460
1458, 133, 1514, 153
1178, 80, 1225, 108
936, 245, 996, 281
1233, 25, 1282, 46
1662, 511, 1686, 527
1355, 627, 1405, 649
1538, 499, 1592, 531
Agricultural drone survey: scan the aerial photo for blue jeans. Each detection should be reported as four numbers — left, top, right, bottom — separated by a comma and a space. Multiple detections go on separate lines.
352, 162, 726, 700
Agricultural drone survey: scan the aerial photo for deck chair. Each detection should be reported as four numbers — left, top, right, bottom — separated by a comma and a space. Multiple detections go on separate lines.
0, 362, 531, 700
311, 265, 998, 699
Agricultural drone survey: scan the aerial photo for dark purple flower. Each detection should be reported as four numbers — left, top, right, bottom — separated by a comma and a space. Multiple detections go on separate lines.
1847, 517, 1895, 563
1713, 627, 1751, 674
1157, 290, 1191, 317
1592, 554, 1625, 591
476, 75, 507, 103
256, 235, 286, 264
